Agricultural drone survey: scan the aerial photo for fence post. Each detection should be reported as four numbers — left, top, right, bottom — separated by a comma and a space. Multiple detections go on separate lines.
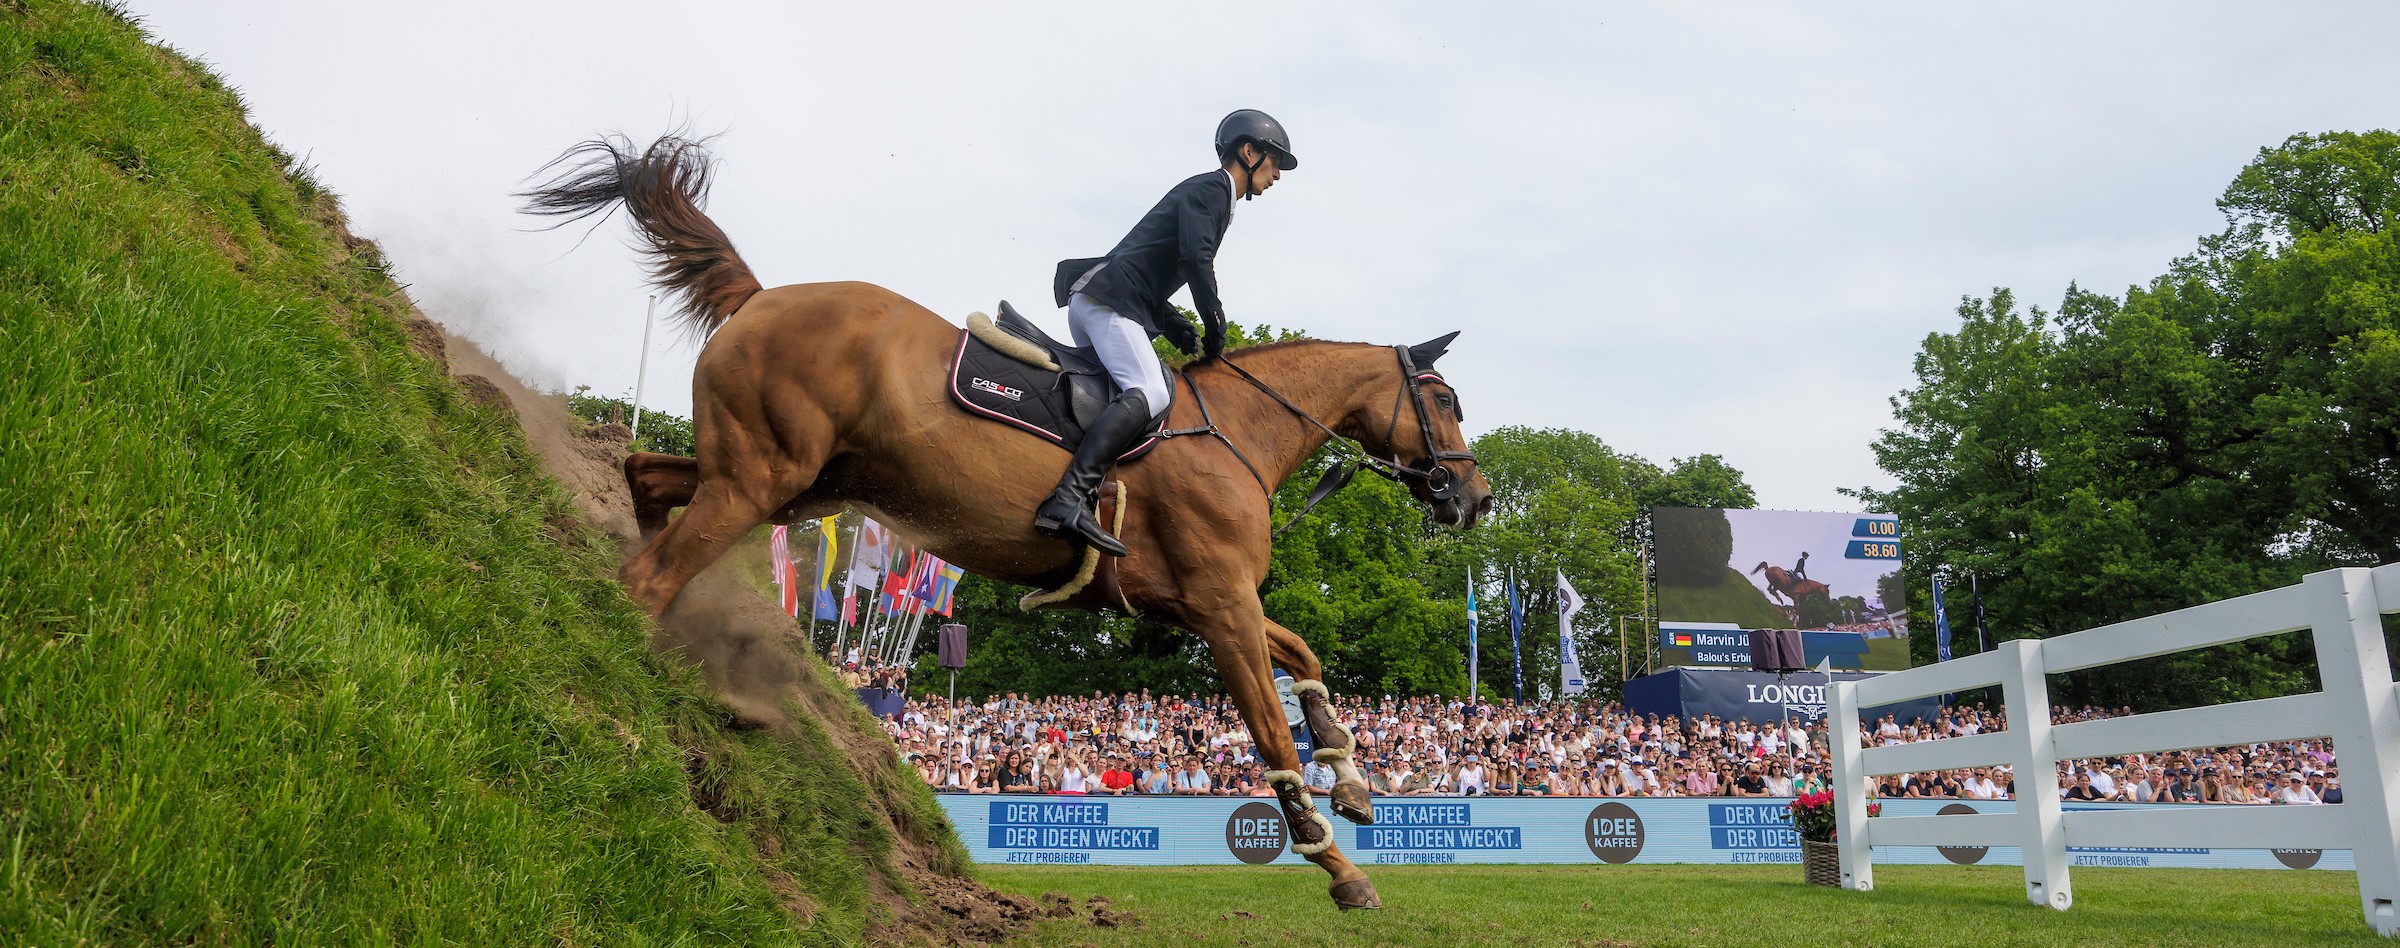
1830, 676, 1873, 890
1997, 637, 2070, 910
2304, 567, 2400, 936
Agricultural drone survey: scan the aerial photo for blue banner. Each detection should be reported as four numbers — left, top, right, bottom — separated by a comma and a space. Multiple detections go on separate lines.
1933, 576, 1953, 663
938, 794, 2356, 870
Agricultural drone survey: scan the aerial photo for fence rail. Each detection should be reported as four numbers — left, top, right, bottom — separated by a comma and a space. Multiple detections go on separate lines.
1830, 564, 2400, 936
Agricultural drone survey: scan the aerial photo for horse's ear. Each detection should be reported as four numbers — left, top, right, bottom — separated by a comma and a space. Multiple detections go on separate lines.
1409, 331, 1460, 368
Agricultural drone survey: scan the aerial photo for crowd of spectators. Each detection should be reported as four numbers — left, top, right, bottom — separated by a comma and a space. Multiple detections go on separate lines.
833, 647, 909, 693
886, 691, 2342, 804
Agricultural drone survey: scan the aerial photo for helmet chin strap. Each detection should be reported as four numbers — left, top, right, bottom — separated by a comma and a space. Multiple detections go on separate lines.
1236, 148, 1264, 201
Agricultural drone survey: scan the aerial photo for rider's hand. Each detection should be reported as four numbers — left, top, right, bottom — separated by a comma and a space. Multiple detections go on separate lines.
1160, 319, 1201, 355
1203, 323, 1225, 360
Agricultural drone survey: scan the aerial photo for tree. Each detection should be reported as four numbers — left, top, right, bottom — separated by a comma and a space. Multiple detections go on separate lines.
1855, 129, 2400, 707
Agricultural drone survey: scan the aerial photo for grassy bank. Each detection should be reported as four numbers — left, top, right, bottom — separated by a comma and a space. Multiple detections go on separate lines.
980, 863, 2384, 947
0, 2, 938, 942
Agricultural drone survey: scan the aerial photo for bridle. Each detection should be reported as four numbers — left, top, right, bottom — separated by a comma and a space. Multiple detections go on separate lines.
1158, 345, 1479, 536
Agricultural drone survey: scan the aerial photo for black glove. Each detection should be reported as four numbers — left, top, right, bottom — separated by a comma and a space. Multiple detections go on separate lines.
1203, 320, 1225, 360
1159, 318, 1201, 356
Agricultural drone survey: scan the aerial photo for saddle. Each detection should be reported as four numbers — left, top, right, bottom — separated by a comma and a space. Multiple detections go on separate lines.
947, 301, 1172, 461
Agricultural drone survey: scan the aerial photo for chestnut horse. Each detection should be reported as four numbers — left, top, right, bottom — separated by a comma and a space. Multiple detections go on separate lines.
522, 134, 1493, 910
1751, 562, 1832, 607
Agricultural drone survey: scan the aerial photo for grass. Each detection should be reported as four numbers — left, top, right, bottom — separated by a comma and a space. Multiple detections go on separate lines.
1659, 568, 1790, 630
979, 864, 2386, 947
0, 2, 934, 942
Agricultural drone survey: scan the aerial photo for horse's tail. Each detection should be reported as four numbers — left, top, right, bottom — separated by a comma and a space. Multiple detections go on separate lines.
519, 131, 762, 337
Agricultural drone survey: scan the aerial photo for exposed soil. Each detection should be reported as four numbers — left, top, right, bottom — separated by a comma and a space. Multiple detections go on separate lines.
410, 311, 1037, 944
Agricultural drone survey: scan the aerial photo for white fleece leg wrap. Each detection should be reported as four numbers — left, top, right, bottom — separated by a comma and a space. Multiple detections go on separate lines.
1291, 810, 1336, 855
1314, 743, 1370, 786
1289, 679, 1330, 700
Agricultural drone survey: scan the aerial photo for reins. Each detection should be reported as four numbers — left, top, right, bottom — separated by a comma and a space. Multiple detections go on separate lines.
1156, 345, 1478, 537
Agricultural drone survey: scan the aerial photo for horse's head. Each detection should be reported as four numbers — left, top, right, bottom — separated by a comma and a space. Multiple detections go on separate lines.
1362, 333, 1492, 529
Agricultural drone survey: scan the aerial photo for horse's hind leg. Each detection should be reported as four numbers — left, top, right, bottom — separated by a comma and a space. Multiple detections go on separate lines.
1265, 621, 1373, 826
624, 452, 699, 540
1197, 607, 1378, 911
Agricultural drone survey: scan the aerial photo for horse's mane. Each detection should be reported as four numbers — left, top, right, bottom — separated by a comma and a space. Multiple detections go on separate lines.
1192, 337, 1376, 369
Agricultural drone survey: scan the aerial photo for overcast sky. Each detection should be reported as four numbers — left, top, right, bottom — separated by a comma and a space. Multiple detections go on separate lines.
131, 1, 2396, 511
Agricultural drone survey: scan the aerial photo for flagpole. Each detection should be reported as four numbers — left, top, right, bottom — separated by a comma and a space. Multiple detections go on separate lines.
629, 295, 656, 441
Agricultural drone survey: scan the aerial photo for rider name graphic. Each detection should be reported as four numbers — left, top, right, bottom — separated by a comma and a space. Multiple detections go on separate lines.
1665, 628, 1753, 665
986, 801, 1160, 856
1353, 803, 1523, 862
1708, 803, 1801, 863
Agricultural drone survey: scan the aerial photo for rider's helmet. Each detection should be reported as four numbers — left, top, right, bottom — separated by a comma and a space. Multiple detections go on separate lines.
1215, 110, 1297, 171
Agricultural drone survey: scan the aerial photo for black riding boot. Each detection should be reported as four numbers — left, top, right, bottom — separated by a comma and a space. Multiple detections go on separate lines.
1033, 389, 1151, 557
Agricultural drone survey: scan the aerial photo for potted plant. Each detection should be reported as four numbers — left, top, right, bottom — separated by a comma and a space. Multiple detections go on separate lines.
1788, 790, 1878, 887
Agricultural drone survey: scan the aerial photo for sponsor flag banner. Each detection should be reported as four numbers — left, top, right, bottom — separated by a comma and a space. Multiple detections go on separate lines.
1932, 576, 1953, 663
1557, 571, 1586, 695
1507, 570, 1524, 703
1465, 569, 1480, 698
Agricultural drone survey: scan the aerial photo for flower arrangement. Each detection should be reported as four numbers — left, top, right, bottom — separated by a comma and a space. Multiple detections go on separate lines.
1787, 790, 1880, 842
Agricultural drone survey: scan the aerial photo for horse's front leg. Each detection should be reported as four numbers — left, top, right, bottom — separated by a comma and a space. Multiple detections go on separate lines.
1187, 601, 1379, 911
1263, 621, 1373, 826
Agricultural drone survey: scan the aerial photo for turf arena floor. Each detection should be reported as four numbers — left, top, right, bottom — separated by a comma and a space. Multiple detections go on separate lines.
978, 863, 2385, 947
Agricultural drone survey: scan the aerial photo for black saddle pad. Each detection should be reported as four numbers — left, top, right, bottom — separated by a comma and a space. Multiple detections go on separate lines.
947, 313, 1169, 462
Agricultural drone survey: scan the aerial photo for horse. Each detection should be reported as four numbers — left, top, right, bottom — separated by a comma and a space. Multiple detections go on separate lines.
1751, 562, 1831, 607
520, 134, 1494, 911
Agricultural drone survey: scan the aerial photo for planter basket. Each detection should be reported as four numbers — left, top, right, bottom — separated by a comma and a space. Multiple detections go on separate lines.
1801, 839, 1841, 887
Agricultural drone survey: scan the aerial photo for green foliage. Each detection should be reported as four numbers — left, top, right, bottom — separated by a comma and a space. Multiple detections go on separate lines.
0, 4, 926, 940
567, 387, 696, 455
1653, 507, 1735, 588
1856, 129, 2400, 706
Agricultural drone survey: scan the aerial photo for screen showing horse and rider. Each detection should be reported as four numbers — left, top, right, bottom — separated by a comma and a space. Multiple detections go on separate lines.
1653, 507, 1911, 672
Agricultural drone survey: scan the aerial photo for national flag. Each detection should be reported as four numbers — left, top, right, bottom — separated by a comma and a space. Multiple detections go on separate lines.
1672, 633, 1694, 647
927, 562, 966, 616
769, 525, 800, 618
849, 518, 890, 590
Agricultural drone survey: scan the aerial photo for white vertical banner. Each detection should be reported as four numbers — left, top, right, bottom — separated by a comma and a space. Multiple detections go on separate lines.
1557, 570, 1587, 696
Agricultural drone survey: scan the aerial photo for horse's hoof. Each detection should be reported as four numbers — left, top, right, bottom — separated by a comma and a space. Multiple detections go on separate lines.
1331, 782, 1375, 825
1330, 878, 1382, 911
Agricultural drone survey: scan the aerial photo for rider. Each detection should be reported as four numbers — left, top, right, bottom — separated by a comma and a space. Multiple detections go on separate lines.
1034, 109, 1296, 556
1792, 551, 1810, 583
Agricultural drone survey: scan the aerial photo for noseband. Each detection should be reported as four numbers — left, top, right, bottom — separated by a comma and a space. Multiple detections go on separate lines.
1161, 345, 1480, 536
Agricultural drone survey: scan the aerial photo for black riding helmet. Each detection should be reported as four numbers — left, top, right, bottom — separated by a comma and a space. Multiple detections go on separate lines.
1215, 109, 1297, 174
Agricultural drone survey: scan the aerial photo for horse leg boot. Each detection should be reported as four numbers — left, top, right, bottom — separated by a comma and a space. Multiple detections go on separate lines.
1289, 680, 1374, 825
1266, 769, 1337, 858
1032, 388, 1149, 557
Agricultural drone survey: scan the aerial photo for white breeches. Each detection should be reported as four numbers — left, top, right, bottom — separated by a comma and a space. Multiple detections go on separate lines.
1067, 293, 1171, 418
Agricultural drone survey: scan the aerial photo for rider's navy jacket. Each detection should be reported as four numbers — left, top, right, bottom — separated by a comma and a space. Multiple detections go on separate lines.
1053, 170, 1235, 353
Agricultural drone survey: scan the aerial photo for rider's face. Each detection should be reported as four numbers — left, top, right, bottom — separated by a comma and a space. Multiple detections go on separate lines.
1235, 144, 1282, 196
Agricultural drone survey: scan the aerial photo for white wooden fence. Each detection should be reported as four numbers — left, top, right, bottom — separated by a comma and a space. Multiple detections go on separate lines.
1829, 564, 2400, 936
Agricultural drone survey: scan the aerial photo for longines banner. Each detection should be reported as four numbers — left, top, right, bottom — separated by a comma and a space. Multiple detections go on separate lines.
939, 795, 2355, 871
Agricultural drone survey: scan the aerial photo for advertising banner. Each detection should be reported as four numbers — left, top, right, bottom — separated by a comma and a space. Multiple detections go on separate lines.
1620, 667, 1943, 726
1654, 508, 1909, 671
938, 795, 2353, 871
